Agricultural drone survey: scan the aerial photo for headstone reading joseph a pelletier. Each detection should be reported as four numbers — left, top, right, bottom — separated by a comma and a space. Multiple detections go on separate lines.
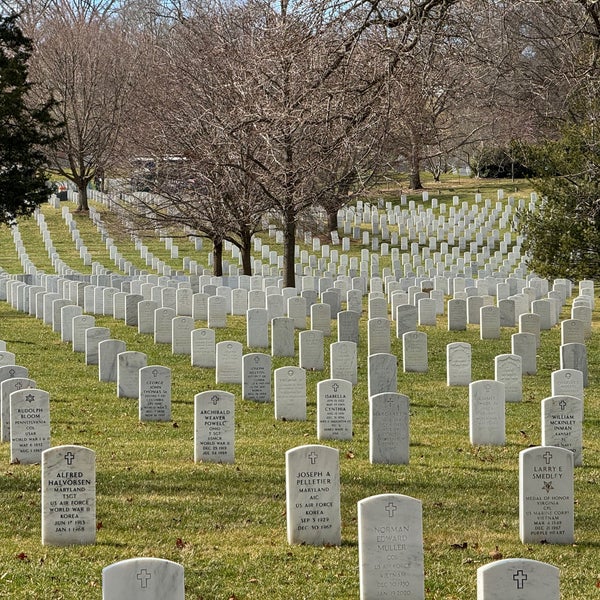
519, 445, 574, 544
477, 558, 559, 600
42, 444, 96, 546
139, 366, 171, 422
194, 390, 235, 463
102, 557, 184, 600
10, 388, 50, 464
358, 493, 424, 600
286, 444, 341, 546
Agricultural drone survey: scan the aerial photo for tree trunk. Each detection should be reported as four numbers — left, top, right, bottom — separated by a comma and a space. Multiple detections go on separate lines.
238, 232, 253, 275
213, 239, 224, 277
283, 215, 296, 288
327, 208, 338, 233
409, 131, 423, 190
76, 182, 89, 212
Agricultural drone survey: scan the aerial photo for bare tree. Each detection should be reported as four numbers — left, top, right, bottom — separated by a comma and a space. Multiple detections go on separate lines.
30, 0, 140, 211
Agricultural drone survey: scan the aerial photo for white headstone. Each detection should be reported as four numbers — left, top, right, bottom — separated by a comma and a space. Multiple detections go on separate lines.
10, 388, 50, 464
469, 380, 505, 445
139, 366, 172, 421
102, 557, 184, 600
285, 444, 341, 546
477, 558, 559, 600
41, 445, 96, 546
317, 379, 352, 440
191, 328, 216, 368
446, 342, 471, 386
194, 390, 235, 463
274, 366, 306, 421
215, 341, 243, 384
541, 395, 583, 466
358, 493, 424, 600
369, 392, 410, 464
242, 353, 272, 402
519, 446, 574, 544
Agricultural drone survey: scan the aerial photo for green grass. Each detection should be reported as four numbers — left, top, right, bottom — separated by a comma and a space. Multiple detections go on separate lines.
0, 181, 598, 599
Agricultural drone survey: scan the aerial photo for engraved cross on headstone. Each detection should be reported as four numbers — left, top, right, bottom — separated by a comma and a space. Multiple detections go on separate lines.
559, 399, 567, 411
332, 383, 339, 392
543, 450, 553, 464
385, 502, 397, 517
152, 368, 159, 377
512, 569, 527, 589
308, 451, 318, 465
64, 451, 75, 465
211, 395, 220, 406
137, 568, 152, 589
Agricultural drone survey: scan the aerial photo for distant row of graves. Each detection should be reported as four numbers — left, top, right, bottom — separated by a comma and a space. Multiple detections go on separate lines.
0, 189, 594, 598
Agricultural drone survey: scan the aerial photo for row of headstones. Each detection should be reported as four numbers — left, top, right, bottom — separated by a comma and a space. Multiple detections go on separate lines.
0, 332, 587, 475
38, 442, 567, 599
0, 273, 590, 467
72, 187, 531, 281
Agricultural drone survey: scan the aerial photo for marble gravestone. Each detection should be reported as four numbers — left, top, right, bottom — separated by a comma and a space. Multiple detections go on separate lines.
494, 354, 522, 402
541, 395, 583, 466
42, 445, 96, 546
117, 351, 147, 398
271, 317, 296, 357
446, 342, 471, 386
317, 379, 352, 440
194, 390, 235, 463
358, 493, 424, 600
191, 328, 216, 368
560, 342, 588, 387
1, 372, 35, 443
469, 380, 505, 445
242, 353, 272, 402
215, 341, 243, 384
299, 329, 324, 371
98, 339, 127, 383
477, 558, 559, 600
368, 353, 397, 398
102, 557, 184, 600
274, 366, 307, 421
286, 444, 341, 546
139, 366, 171, 422
10, 388, 50, 464
369, 392, 410, 465
85, 326, 110, 365
551, 369, 583, 401
330, 341, 358, 385
519, 446, 574, 544
72, 315, 96, 353
402, 331, 428, 373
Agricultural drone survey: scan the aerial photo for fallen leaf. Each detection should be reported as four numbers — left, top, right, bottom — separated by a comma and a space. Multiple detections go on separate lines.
16, 552, 29, 562
96, 521, 103, 531
489, 546, 503, 560
175, 538, 185, 549
450, 542, 467, 549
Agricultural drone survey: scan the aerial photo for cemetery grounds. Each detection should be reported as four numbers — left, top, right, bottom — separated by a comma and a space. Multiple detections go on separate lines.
0, 176, 599, 599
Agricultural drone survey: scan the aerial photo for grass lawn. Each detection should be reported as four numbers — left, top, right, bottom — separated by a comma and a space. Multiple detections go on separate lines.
0, 179, 598, 599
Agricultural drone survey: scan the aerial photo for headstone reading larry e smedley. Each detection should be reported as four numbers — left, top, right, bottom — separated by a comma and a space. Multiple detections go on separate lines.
519, 446, 574, 544
358, 493, 424, 600
477, 558, 560, 600
102, 557, 185, 600
42, 444, 96, 546
286, 444, 341, 546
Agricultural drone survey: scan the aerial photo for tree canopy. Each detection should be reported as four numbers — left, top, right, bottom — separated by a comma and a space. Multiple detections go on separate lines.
0, 13, 60, 226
